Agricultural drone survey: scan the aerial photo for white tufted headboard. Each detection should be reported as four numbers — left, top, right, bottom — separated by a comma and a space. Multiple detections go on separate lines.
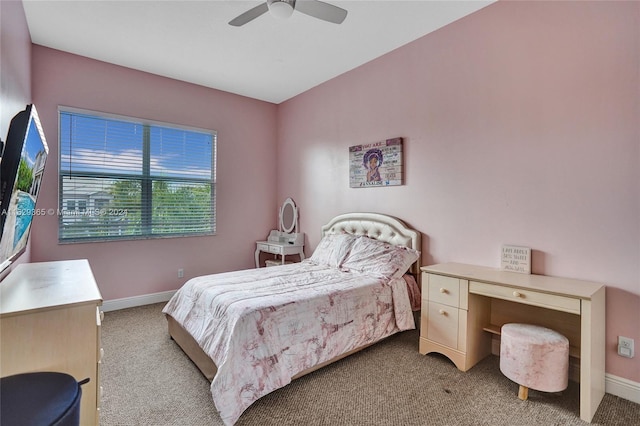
320, 212, 421, 278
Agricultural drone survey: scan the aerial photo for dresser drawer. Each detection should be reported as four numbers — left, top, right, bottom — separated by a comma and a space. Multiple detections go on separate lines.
425, 273, 468, 309
256, 242, 283, 258
268, 245, 283, 255
259, 244, 282, 255
469, 281, 581, 315
425, 301, 460, 349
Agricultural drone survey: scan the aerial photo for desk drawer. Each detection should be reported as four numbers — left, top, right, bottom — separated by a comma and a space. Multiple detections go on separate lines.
425, 301, 460, 349
469, 281, 581, 315
426, 274, 462, 308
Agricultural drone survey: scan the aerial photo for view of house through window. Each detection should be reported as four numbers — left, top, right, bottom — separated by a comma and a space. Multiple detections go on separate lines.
58, 108, 216, 242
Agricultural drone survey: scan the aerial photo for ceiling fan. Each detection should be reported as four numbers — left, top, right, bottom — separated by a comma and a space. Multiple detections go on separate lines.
229, 0, 348, 27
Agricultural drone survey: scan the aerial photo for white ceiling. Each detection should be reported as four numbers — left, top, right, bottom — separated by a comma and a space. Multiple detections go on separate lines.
22, 0, 494, 104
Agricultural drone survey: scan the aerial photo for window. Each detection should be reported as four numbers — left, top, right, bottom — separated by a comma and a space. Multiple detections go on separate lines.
59, 108, 216, 242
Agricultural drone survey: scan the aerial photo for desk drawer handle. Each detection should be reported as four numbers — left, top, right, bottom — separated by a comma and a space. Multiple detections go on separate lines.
513, 291, 522, 298
438, 309, 447, 316
439, 288, 448, 294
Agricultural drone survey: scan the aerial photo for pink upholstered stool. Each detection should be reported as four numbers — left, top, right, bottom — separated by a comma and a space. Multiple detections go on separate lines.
499, 323, 569, 400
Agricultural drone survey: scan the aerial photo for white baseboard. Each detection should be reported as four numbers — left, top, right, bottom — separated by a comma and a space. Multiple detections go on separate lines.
605, 373, 640, 404
101, 290, 176, 312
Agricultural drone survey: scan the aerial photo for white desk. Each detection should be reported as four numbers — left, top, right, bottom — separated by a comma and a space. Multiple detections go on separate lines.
419, 263, 605, 423
255, 230, 304, 268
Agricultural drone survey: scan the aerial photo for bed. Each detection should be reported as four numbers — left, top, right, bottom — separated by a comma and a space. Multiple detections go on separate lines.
163, 212, 421, 425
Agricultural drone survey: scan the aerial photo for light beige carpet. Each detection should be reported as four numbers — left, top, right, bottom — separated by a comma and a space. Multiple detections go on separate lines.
100, 303, 639, 425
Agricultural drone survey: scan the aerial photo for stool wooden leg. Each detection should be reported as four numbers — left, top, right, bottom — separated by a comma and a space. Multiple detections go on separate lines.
518, 385, 529, 400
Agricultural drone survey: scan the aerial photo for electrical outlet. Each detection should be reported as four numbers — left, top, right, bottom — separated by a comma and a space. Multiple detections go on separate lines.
618, 336, 634, 358
177, 268, 184, 278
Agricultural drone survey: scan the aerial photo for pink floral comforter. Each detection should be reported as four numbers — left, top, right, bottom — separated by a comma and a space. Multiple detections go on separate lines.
162, 261, 416, 425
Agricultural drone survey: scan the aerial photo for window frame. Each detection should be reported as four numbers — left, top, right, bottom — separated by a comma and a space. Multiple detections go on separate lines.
58, 106, 217, 243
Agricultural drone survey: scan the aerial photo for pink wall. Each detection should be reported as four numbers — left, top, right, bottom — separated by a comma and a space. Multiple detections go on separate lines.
0, 0, 32, 271
276, 2, 639, 382
1, 0, 31, 137
30, 46, 279, 300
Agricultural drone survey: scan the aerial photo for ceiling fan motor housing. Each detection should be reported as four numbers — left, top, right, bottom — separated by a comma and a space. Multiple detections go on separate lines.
268, 0, 296, 18
230, 0, 346, 27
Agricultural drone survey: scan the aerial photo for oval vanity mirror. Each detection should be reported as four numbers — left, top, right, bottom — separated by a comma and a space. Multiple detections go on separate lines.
279, 198, 298, 234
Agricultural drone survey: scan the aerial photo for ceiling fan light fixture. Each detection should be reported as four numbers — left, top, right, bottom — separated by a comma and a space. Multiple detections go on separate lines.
268, 0, 294, 19
230, 0, 347, 27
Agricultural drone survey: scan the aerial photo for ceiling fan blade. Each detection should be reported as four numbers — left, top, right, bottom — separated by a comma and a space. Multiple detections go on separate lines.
229, 2, 269, 27
295, 0, 347, 24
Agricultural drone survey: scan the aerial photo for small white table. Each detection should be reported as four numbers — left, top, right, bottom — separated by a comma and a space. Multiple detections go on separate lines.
255, 230, 304, 268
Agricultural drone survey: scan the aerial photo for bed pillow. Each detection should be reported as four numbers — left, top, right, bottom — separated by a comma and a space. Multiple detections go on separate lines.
341, 235, 420, 279
307, 233, 358, 268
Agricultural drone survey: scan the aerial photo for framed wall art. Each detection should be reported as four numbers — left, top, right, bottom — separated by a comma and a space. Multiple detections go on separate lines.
349, 137, 403, 188
501, 244, 531, 274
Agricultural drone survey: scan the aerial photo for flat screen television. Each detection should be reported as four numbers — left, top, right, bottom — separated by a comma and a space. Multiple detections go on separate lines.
0, 104, 49, 273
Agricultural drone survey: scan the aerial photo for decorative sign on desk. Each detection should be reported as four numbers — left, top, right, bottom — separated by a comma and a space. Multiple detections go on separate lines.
349, 137, 403, 188
501, 245, 531, 274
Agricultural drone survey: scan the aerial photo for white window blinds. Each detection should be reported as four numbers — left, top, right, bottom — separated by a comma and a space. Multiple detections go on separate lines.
59, 109, 216, 242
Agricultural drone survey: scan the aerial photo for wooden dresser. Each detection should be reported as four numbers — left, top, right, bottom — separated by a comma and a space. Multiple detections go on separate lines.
0, 259, 103, 425
419, 262, 605, 423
